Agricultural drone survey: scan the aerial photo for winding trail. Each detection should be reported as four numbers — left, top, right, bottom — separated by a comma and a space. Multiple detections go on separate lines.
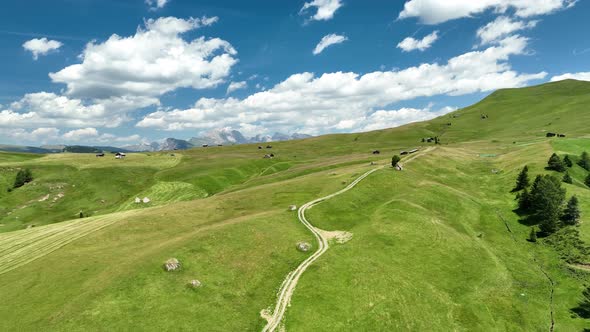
261, 167, 379, 332
261, 148, 434, 331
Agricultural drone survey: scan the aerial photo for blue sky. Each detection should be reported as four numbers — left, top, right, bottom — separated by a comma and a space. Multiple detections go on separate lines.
0, 0, 589, 146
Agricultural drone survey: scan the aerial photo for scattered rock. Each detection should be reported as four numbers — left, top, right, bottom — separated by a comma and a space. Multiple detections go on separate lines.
163, 258, 181, 271
188, 279, 202, 288
26, 224, 35, 229
53, 193, 65, 202
135, 197, 141, 204
38, 194, 50, 202
142, 197, 151, 204
296, 242, 312, 252
289, 205, 297, 211
320, 230, 353, 244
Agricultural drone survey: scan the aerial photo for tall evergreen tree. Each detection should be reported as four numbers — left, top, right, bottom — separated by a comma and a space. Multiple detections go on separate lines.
547, 153, 566, 172
530, 175, 566, 234
531, 175, 542, 192
564, 155, 573, 168
518, 188, 532, 212
562, 196, 581, 226
579, 151, 590, 171
563, 172, 573, 184
514, 165, 530, 191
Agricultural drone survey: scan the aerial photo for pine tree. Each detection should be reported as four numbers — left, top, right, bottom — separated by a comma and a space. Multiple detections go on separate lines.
547, 153, 566, 172
530, 175, 566, 234
562, 196, 581, 226
563, 172, 573, 184
579, 151, 590, 171
529, 227, 537, 243
585, 174, 590, 187
518, 188, 531, 212
514, 165, 530, 191
531, 175, 542, 192
564, 155, 573, 168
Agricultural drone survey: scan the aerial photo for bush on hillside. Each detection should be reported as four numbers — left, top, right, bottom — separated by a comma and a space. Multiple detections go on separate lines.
572, 286, 590, 319
13, 168, 33, 189
391, 155, 401, 167
563, 172, 573, 184
528, 227, 537, 243
545, 227, 590, 264
579, 151, 590, 171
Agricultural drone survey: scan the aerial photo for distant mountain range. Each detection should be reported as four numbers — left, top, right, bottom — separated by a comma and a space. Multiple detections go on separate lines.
0, 129, 311, 154
122, 129, 312, 152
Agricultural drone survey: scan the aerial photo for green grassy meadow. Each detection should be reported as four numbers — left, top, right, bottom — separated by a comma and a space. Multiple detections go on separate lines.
1, 80, 590, 330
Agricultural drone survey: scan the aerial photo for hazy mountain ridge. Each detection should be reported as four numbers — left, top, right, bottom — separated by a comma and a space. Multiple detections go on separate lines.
0, 129, 312, 153
125, 129, 312, 152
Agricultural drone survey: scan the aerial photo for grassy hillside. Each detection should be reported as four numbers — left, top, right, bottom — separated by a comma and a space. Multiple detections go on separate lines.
1, 80, 590, 331
426, 79, 590, 143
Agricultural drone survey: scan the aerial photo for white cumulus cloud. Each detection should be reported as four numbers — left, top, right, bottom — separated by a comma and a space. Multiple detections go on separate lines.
137, 36, 545, 135
4, 127, 60, 143
313, 33, 348, 55
3, 127, 143, 145
398, 0, 576, 24
300, 0, 343, 21
397, 31, 439, 52
477, 16, 537, 45
22, 38, 63, 60
146, 0, 170, 10
0, 92, 126, 128
62, 127, 99, 140
550, 72, 590, 82
226, 81, 247, 94
49, 16, 234, 103
361, 106, 457, 132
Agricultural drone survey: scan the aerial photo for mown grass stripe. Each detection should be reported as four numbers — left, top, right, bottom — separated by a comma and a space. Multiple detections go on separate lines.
0, 212, 135, 275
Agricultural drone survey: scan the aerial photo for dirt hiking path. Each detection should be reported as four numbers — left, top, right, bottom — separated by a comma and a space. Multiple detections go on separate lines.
261, 147, 434, 331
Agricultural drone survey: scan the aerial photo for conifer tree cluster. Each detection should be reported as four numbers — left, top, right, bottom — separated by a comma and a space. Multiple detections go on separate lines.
546, 153, 566, 172
514, 159, 581, 236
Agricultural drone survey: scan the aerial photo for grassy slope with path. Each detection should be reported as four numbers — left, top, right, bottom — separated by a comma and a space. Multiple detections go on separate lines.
0, 80, 590, 330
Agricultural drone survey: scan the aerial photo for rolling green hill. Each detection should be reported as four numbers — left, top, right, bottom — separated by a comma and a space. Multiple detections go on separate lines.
1, 80, 590, 331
